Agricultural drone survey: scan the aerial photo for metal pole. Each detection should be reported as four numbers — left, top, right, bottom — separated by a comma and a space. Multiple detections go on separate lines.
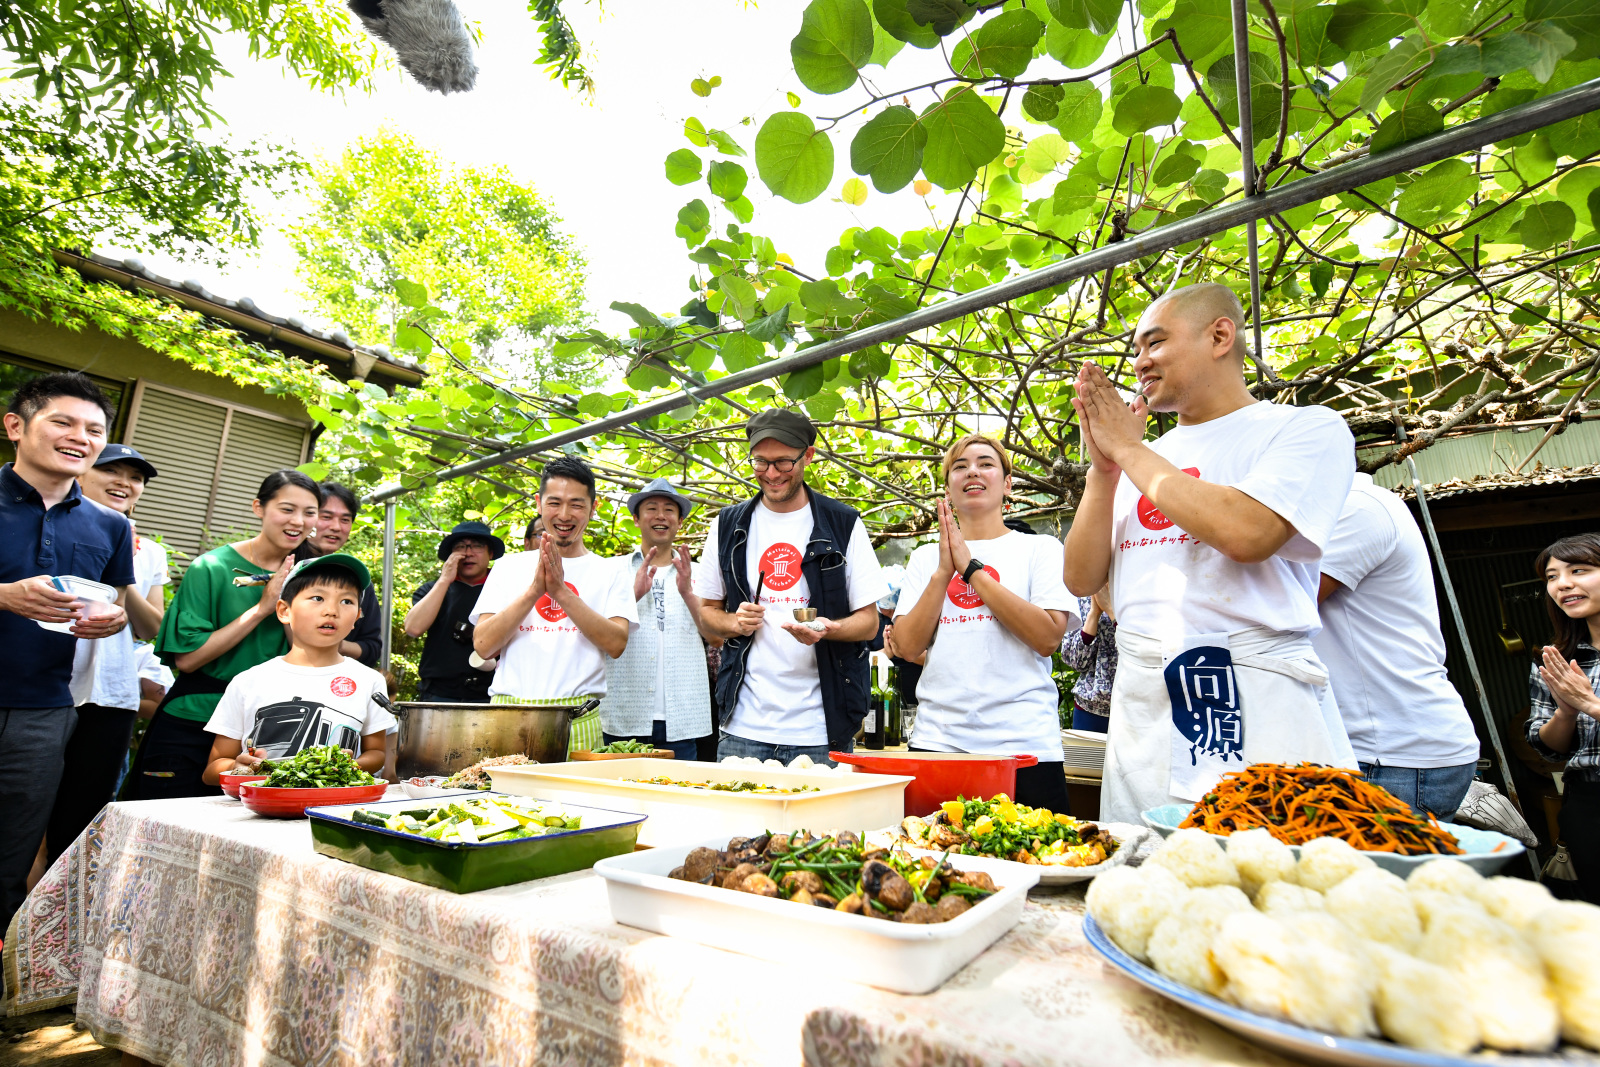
1230, 0, 1267, 375
381, 500, 396, 675
1404, 451, 1527, 822
367, 78, 1600, 505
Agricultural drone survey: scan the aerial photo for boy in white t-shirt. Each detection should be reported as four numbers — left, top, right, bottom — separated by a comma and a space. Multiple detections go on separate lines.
471, 456, 638, 754
201, 553, 395, 784
1064, 283, 1357, 823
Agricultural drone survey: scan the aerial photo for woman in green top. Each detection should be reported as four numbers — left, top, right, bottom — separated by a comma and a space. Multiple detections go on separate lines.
127, 470, 322, 798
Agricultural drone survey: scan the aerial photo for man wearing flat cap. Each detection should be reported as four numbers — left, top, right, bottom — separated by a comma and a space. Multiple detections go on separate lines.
695, 410, 888, 764
598, 478, 716, 760
402, 521, 503, 703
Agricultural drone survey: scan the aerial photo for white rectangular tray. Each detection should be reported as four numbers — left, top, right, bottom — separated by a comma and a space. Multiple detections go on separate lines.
489, 759, 912, 847
594, 837, 1039, 994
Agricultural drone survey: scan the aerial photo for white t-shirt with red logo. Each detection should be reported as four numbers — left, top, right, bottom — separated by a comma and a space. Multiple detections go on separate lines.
1110, 401, 1355, 641
695, 500, 889, 745
897, 531, 1079, 758
470, 549, 639, 700
205, 656, 396, 759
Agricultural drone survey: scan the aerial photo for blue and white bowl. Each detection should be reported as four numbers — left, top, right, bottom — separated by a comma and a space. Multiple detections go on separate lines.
1139, 804, 1523, 878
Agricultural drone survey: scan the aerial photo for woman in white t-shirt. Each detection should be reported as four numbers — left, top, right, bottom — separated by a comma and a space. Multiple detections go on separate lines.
893, 435, 1079, 812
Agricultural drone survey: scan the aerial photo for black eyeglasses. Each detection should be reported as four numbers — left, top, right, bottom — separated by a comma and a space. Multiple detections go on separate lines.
751, 455, 803, 473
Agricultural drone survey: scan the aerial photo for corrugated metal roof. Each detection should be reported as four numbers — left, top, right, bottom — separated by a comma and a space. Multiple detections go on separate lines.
1389, 462, 1600, 501
1372, 419, 1600, 492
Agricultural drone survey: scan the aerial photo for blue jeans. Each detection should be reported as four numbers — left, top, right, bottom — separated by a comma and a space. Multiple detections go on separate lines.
1359, 760, 1476, 820
717, 731, 852, 767
1071, 706, 1110, 732
603, 723, 700, 762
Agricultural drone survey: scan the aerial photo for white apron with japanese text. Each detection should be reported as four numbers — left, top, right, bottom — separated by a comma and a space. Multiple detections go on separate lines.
1100, 625, 1356, 824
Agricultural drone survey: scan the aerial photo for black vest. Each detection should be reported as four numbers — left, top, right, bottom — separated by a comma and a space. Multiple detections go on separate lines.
713, 486, 872, 749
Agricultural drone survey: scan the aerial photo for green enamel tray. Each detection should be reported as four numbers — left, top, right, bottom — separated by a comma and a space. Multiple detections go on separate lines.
306, 792, 647, 893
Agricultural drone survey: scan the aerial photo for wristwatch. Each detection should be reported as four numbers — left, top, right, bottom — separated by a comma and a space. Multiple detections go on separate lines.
962, 558, 986, 584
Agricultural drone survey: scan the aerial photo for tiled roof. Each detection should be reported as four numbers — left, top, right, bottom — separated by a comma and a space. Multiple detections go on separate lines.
1394, 463, 1600, 501
55, 250, 425, 388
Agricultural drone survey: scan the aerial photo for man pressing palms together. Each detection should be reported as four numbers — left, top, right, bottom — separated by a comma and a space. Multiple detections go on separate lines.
1063, 283, 1357, 823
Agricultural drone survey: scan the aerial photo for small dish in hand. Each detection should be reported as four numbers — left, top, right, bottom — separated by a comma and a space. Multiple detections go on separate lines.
792, 607, 818, 622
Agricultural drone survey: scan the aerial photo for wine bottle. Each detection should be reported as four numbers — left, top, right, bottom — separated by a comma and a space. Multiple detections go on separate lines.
865, 653, 886, 749
885, 664, 902, 747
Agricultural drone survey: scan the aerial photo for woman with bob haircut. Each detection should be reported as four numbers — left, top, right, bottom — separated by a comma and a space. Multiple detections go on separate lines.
892, 433, 1079, 812
1528, 532, 1600, 903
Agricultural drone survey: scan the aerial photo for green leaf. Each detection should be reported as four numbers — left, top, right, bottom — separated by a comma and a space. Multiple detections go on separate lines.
665, 148, 703, 185
755, 112, 836, 203
1308, 262, 1333, 297
1281, 5, 1347, 67
905, 0, 975, 35
826, 245, 854, 275
873, 0, 946, 46
1152, 142, 1202, 186
1022, 84, 1064, 122
719, 333, 768, 371
1045, 23, 1111, 67
1526, 0, 1600, 62
850, 105, 927, 192
1394, 158, 1475, 226
1512, 23, 1577, 82
849, 345, 893, 378
1206, 52, 1279, 142
1046, 0, 1122, 35
720, 274, 760, 319
394, 323, 432, 355
782, 363, 827, 400
1360, 38, 1427, 113
1370, 102, 1442, 153
787, 91, 804, 107
804, 388, 845, 420
1051, 82, 1103, 143
1558, 166, 1600, 228
610, 301, 665, 329
1022, 133, 1071, 174
799, 279, 868, 317
1152, 0, 1233, 66
791, 0, 875, 95
1112, 84, 1182, 134
393, 277, 427, 307
725, 194, 755, 223
1519, 200, 1576, 249
963, 10, 1044, 78
708, 160, 749, 200
691, 77, 714, 98
869, 16, 907, 66
677, 198, 711, 234
747, 303, 792, 341
920, 87, 1006, 187
707, 129, 746, 156
1327, 0, 1413, 51
577, 392, 612, 417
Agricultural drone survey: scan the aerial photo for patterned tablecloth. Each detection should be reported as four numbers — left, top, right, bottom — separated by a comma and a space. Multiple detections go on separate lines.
4, 793, 1297, 1067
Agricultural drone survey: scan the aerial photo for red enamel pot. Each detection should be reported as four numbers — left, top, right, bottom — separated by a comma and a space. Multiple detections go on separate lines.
828, 751, 1039, 817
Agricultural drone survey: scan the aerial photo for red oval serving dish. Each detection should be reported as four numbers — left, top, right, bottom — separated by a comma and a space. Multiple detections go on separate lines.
220, 772, 268, 798
238, 781, 390, 818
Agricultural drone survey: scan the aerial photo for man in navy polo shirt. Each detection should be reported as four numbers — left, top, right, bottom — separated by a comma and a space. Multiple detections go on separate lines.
0, 372, 133, 933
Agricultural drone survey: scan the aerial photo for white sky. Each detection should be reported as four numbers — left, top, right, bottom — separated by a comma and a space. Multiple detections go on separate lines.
108, 0, 965, 339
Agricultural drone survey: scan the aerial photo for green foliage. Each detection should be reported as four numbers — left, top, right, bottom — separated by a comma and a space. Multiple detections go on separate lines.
756, 113, 836, 202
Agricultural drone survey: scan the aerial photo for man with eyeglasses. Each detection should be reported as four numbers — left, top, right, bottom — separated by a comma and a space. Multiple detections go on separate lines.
695, 410, 888, 765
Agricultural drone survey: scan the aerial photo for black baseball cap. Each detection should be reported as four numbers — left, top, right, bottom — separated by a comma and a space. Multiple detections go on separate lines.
93, 443, 157, 480
745, 409, 816, 450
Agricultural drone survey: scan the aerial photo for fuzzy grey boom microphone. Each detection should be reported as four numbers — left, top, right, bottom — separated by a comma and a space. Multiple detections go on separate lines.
347, 0, 478, 94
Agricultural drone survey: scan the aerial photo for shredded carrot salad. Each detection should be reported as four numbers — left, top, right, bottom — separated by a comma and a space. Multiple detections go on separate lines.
1180, 763, 1463, 855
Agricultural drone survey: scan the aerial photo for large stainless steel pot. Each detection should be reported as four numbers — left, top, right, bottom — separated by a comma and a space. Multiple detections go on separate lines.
391, 699, 600, 779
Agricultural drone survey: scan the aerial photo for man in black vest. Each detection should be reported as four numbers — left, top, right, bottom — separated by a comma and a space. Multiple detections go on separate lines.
695, 410, 888, 764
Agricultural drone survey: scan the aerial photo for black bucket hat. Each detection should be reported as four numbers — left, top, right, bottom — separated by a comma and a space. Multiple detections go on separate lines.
437, 520, 505, 561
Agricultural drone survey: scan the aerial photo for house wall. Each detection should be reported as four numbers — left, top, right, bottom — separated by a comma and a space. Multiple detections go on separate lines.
0, 308, 313, 570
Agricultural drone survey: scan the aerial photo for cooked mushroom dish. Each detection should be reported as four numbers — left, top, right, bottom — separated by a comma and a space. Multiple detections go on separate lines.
667, 831, 1000, 923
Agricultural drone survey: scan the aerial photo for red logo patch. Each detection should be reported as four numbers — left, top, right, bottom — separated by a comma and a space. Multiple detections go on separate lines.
330, 676, 357, 698
758, 543, 803, 592
1136, 467, 1201, 530
946, 565, 999, 609
536, 582, 580, 622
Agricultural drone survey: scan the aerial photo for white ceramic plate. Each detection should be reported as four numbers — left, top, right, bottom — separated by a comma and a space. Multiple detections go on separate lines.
1084, 914, 1579, 1067
866, 822, 1152, 885
1139, 805, 1524, 877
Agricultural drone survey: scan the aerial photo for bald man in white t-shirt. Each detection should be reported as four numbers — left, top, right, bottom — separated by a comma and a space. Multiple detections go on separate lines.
1064, 283, 1358, 823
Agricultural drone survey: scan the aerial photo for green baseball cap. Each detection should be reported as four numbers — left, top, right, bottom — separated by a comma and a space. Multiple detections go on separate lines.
285, 552, 371, 593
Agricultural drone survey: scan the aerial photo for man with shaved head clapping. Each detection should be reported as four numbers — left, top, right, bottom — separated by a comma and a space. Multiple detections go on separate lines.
1063, 283, 1358, 823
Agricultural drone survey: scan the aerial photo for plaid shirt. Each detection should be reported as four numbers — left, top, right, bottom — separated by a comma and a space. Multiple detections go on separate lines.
1526, 642, 1600, 778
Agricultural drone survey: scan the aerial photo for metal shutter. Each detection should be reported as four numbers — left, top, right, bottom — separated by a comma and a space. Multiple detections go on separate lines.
125, 386, 228, 567
209, 411, 311, 544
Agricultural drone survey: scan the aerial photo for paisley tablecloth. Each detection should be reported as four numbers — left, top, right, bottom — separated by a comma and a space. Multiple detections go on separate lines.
4, 793, 1297, 1067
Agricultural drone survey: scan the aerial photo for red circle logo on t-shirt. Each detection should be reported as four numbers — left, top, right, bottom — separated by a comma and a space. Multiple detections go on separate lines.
535, 582, 580, 622
1136, 467, 1201, 530
758, 543, 803, 591
946, 566, 998, 609
330, 676, 357, 698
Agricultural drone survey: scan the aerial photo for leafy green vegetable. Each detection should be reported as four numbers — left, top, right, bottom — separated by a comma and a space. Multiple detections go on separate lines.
258, 746, 378, 788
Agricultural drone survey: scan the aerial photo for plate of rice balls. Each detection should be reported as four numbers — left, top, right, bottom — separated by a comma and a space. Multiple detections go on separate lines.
1142, 764, 1525, 877
1085, 826, 1599, 1065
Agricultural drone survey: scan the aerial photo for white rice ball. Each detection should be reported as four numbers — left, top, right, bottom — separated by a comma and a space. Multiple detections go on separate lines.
1213, 909, 1377, 1038
1294, 836, 1377, 893
1407, 857, 1483, 897
1254, 881, 1325, 915
1475, 875, 1554, 933
1368, 942, 1481, 1054
1417, 898, 1559, 1051
1148, 829, 1242, 889
1224, 828, 1299, 900
1525, 900, 1600, 1050
1085, 864, 1187, 964
1324, 868, 1422, 952
1147, 885, 1253, 996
